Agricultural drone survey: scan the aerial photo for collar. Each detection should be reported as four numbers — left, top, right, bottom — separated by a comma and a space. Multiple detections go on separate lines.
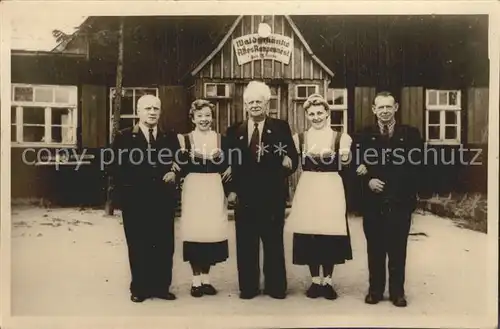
377, 119, 396, 133
248, 117, 266, 129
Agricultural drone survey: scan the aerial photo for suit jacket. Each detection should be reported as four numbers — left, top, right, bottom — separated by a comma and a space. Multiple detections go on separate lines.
110, 124, 180, 204
226, 117, 298, 205
355, 124, 423, 213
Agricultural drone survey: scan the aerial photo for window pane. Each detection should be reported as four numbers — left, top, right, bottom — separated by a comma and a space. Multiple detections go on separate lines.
428, 111, 440, 124
11, 125, 16, 142
333, 90, 345, 106
14, 86, 33, 102
51, 126, 75, 144
445, 111, 457, 124
269, 99, 278, 110
428, 90, 437, 106
34, 87, 53, 103
23, 126, 45, 142
120, 118, 136, 130
428, 126, 440, 140
11, 106, 16, 124
216, 84, 226, 96
270, 86, 278, 96
55, 88, 70, 104
331, 125, 344, 133
121, 91, 134, 115
206, 84, 217, 97
438, 91, 448, 106
449, 91, 458, 106
297, 86, 307, 98
268, 111, 278, 119
330, 111, 343, 125
52, 108, 73, 125
307, 86, 316, 97
23, 107, 45, 125
445, 126, 457, 140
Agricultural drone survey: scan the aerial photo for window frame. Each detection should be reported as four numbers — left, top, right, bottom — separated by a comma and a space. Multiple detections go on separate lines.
11, 83, 78, 148
327, 88, 348, 133
425, 89, 462, 145
108, 87, 159, 141
204, 83, 231, 99
295, 84, 318, 100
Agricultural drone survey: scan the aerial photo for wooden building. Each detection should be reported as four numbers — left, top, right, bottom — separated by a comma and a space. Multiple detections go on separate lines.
10, 15, 490, 206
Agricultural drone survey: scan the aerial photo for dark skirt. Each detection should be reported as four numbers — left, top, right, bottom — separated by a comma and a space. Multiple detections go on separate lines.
292, 233, 352, 265
183, 240, 229, 265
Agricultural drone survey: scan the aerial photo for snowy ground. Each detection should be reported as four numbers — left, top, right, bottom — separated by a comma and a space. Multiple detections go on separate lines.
8, 206, 493, 326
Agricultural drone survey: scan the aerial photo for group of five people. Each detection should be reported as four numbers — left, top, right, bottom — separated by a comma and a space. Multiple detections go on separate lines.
111, 80, 422, 308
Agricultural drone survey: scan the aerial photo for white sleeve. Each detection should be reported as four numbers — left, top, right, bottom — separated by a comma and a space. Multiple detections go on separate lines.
177, 134, 186, 151
292, 133, 300, 153
339, 133, 352, 158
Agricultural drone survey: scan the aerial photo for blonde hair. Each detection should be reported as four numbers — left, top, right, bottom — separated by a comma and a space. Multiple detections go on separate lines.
303, 93, 329, 112
189, 99, 215, 118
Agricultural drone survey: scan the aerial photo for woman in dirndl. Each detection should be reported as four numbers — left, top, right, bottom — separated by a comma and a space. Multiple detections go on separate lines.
176, 99, 231, 298
286, 93, 353, 300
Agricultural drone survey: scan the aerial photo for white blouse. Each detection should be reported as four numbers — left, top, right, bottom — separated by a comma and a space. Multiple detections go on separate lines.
177, 130, 219, 157
293, 127, 352, 160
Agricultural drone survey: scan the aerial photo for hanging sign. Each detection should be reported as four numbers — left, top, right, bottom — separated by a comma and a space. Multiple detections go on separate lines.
232, 33, 293, 65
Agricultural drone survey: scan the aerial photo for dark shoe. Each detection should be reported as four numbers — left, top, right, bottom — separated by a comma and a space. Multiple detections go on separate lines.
239, 290, 260, 299
305, 283, 323, 298
130, 294, 147, 303
201, 284, 217, 296
390, 295, 407, 307
191, 286, 203, 298
323, 284, 338, 300
365, 293, 383, 304
265, 290, 286, 299
154, 291, 177, 300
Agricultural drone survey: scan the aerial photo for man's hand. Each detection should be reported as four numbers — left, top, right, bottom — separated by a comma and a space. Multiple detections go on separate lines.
221, 167, 232, 183
163, 172, 176, 184
368, 178, 385, 193
282, 156, 292, 169
227, 192, 237, 204
356, 164, 368, 176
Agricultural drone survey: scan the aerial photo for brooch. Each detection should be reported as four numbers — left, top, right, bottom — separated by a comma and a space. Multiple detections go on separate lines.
267, 129, 272, 134
239, 136, 244, 140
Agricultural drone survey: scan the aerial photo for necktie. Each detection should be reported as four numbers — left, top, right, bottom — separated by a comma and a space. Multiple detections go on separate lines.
382, 124, 389, 137
148, 128, 155, 146
249, 122, 260, 162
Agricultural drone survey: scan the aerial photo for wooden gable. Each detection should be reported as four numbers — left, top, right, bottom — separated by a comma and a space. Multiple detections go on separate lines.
190, 15, 334, 81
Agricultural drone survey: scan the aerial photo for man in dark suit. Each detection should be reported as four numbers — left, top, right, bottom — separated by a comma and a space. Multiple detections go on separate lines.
355, 91, 423, 307
226, 81, 298, 300
111, 95, 179, 302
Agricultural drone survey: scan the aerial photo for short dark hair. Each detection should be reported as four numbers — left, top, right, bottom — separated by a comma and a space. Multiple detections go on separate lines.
373, 91, 397, 105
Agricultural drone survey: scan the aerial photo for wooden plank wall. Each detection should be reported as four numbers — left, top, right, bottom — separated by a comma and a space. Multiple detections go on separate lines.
159, 86, 189, 133
401, 86, 424, 136
81, 84, 107, 148
198, 15, 328, 81
354, 87, 376, 132
467, 87, 489, 144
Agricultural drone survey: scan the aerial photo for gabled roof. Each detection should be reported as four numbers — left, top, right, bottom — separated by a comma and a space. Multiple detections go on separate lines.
189, 15, 334, 78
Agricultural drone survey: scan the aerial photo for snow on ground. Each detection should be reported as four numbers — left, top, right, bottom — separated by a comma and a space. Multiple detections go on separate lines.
10, 206, 489, 320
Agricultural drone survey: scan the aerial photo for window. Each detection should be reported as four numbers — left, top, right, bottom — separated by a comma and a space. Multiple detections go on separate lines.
295, 84, 318, 100
268, 86, 281, 119
204, 83, 230, 98
425, 89, 461, 144
109, 87, 159, 140
326, 88, 348, 133
11, 84, 78, 147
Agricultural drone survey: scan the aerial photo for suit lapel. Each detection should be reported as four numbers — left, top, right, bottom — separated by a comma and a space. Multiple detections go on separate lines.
262, 118, 272, 148
237, 120, 249, 147
132, 123, 149, 147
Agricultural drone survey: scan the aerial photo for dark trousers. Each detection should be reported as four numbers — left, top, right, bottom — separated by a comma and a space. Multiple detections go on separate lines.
121, 186, 175, 296
363, 202, 412, 298
235, 201, 287, 294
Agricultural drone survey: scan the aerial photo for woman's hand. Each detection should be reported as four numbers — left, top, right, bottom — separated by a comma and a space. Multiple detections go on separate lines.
227, 192, 237, 204
368, 178, 385, 193
163, 172, 176, 184
356, 164, 368, 176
